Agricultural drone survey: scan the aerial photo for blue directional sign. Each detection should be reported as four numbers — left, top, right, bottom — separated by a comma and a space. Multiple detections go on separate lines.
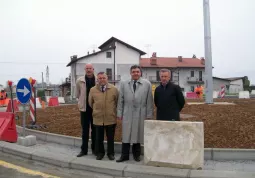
16, 78, 32, 104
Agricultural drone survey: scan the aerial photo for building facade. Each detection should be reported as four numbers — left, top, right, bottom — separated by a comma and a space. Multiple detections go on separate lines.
67, 37, 146, 98
67, 37, 245, 98
140, 55, 205, 92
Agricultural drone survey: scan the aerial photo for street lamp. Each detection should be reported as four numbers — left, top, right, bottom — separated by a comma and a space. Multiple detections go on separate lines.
203, 0, 214, 103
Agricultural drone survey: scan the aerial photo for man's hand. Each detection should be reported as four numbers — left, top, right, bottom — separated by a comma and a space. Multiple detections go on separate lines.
117, 117, 123, 120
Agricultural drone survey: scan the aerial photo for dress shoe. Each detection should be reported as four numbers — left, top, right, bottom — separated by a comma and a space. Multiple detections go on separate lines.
96, 154, 104, 160
107, 154, 115, 160
133, 155, 141, 162
116, 155, 129, 162
77, 151, 87, 157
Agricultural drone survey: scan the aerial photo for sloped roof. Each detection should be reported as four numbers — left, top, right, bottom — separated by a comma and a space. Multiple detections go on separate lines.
66, 47, 114, 67
139, 57, 205, 68
98, 37, 146, 55
224, 77, 244, 81
66, 37, 146, 67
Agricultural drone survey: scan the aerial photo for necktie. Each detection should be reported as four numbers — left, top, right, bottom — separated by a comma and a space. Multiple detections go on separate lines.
101, 86, 105, 92
133, 81, 137, 92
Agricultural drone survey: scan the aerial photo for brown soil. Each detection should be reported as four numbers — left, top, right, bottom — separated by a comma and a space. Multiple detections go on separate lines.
16, 98, 255, 149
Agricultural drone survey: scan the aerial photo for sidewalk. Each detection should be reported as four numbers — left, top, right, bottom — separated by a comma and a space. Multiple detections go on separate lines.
1, 139, 255, 178
26, 140, 255, 172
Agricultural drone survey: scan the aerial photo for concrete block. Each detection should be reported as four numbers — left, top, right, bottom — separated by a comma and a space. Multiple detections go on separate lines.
204, 148, 212, 160
238, 91, 250, 99
70, 157, 126, 176
17, 135, 36, 146
251, 90, 255, 95
26, 129, 47, 141
2, 142, 34, 159
213, 148, 255, 160
46, 133, 75, 146
213, 91, 219, 98
36, 98, 42, 108
144, 120, 204, 169
16, 126, 47, 141
58, 97, 65, 104
190, 170, 255, 178
124, 164, 190, 178
32, 150, 74, 168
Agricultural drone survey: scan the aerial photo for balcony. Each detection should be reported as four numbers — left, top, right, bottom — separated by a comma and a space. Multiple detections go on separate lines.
187, 77, 204, 84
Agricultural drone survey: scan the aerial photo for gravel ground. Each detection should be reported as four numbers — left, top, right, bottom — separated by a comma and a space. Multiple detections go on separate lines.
16, 98, 255, 148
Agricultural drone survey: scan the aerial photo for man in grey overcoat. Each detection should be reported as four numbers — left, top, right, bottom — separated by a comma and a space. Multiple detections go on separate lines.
116, 65, 154, 162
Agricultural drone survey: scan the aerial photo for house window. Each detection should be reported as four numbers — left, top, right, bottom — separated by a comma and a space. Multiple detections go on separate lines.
106, 52, 112, 58
106, 68, 112, 80
190, 86, 194, 92
199, 71, 203, 81
191, 71, 194, 77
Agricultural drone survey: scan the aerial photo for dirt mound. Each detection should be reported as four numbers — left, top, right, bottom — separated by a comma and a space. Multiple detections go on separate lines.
16, 99, 255, 148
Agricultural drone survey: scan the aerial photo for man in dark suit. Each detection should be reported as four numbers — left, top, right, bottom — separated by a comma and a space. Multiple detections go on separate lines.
154, 69, 185, 121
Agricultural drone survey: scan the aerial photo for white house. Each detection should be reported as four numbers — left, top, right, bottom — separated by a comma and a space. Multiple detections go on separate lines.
67, 37, 245, 98
140, 54, 206, 92
66, 37, 146, 98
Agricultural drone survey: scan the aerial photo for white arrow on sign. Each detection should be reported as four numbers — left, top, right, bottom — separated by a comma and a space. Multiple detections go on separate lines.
17, 86, 30, 97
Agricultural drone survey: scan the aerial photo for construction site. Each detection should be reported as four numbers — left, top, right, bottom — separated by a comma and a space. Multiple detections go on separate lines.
12, 96, 255, 149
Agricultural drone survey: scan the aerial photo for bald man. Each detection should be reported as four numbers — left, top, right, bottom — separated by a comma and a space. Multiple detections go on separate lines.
76, 63, 97, 157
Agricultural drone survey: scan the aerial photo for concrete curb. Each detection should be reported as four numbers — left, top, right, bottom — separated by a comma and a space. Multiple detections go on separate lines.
0, 141, 255, 178
16, 125, 255, 161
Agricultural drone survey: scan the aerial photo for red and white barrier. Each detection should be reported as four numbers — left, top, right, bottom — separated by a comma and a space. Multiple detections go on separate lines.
29, 86, 36, 123
220, 86, 225, 98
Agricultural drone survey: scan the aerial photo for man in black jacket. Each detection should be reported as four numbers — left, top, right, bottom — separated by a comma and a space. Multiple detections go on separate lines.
154, 69, 185, 121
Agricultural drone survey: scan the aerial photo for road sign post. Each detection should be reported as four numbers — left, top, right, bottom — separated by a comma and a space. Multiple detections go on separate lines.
16, 78, 32, 137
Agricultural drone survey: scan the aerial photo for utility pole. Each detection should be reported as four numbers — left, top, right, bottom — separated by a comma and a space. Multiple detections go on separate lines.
203, 0, 213, 104
42, 72, 44, 89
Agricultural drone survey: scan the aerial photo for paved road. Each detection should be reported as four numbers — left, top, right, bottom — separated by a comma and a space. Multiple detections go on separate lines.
0, 152, 124, 178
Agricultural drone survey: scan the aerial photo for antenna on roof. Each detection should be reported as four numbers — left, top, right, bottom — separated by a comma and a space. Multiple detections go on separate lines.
91, 44, 96, 52
145, 44, 151, 58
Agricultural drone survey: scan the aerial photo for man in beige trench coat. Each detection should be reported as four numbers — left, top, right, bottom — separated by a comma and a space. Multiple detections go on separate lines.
116, 65, 154, 162
89, 72, 119, 160
76, 63, 96, 157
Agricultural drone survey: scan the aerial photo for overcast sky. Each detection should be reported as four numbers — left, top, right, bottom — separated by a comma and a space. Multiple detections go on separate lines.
1, 0, 254, 86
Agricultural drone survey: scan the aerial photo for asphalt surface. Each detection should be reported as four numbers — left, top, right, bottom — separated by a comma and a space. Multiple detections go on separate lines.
0, 152, 124, 178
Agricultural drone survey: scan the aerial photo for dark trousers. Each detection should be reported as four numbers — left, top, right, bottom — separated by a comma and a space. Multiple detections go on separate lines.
95, 124, 116, 156
80, 111, 95, 153
121, 143, 141, 157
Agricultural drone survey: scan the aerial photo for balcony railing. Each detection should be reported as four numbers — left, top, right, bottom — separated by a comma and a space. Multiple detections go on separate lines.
187, 76, 204, 83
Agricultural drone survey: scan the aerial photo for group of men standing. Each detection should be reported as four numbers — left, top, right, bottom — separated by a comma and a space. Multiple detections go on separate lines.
75, 63, 185, 162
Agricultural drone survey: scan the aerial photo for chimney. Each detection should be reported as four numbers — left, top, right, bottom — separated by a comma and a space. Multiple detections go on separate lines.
201, 57, 205, 65
178, 56, 182, 62
150, 52, 157, 65
70, 55, 77, 61
93, 50, 95, 53
87, 51, 89, 55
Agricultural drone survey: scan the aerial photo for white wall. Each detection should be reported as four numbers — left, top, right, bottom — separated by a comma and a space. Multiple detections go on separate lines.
212, 78, 230, 92
229, 79, 243, 93
142, 67, 205, 92
115, 42, 140, 65
77, 49, 114, 64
